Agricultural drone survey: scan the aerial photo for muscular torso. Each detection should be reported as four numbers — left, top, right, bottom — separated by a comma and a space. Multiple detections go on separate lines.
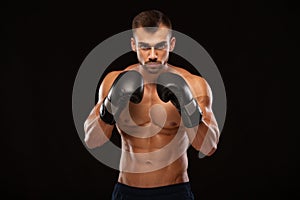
115, 67, 190, 187
86, 63, 217, 187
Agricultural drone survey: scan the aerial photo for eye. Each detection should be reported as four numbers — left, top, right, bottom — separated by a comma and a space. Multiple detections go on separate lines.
154, 43, 167, 50
139, 44, 151, 50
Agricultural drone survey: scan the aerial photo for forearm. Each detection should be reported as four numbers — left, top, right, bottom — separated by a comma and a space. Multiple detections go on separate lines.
186, 113, 219, 156
84, 103, 114, 149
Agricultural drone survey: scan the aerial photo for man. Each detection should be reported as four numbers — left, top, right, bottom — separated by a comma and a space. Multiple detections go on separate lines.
84, 10, 220, 200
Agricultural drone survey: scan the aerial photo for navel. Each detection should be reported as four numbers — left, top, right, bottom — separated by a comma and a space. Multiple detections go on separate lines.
145, 160, 153, 165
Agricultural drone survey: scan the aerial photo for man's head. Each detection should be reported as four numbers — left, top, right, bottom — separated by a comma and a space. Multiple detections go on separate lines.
131, 10, 176, 74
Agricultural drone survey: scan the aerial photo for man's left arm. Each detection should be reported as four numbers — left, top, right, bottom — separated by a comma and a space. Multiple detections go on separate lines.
156, 72, 220, 157
185, 76, 220, 156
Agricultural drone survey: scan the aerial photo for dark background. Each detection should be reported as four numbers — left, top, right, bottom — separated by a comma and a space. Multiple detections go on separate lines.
2, 1, 292, 199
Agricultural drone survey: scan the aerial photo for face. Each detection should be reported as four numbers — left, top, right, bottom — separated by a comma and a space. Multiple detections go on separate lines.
131, 26, 176, 74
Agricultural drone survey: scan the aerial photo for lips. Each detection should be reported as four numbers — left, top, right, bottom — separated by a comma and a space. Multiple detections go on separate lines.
145, 62, 161, 67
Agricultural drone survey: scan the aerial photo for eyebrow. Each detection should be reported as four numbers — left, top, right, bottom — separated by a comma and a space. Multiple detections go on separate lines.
138, 41, 167, 47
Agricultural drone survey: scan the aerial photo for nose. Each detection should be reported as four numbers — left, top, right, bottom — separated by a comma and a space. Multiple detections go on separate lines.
148, 47, 158, 60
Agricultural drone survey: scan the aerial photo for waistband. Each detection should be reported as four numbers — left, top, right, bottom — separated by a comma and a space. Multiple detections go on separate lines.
114, 182, 192, 196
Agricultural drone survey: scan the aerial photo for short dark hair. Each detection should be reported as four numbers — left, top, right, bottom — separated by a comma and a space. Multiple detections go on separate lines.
132, 10, 172, 33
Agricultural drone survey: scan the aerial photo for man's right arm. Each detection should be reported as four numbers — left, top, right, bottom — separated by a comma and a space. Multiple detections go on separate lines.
83, 70, 144, 149
83, 71, 120, 149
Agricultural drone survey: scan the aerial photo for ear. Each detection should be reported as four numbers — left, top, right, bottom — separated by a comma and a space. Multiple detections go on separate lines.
169, 37, 176, 52
131, 38, 136, 52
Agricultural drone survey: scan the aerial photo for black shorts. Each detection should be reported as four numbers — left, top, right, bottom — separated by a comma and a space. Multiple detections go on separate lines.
112, 182, 195, 200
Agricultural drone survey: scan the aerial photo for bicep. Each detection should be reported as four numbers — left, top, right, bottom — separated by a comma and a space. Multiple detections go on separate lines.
97, 71, 121, 103
189, 76, 213, 110
192, 78, 215, 121
196, 95, 212, 118
195, 90, 219, 133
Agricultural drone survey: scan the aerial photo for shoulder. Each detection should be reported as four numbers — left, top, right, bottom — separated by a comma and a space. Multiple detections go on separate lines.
101, 70, 122, 87
98, 65, 138, 101
98, 70, 122, 102
101, 64, 139, 86
169, 65, 211, 97
186, 74, 211, 98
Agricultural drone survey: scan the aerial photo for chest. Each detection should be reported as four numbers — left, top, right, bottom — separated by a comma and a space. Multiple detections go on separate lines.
118, 84, 181, 128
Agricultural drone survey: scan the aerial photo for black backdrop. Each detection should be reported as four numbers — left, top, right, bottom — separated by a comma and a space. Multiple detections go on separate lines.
2, 1, 292, 199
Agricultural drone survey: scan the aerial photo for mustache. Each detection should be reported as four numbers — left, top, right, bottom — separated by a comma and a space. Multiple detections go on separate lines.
145, 61, 162, 65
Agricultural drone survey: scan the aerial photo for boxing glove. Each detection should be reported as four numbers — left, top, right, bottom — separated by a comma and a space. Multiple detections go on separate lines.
156, 72, 202, 128
100, 70, 144, 125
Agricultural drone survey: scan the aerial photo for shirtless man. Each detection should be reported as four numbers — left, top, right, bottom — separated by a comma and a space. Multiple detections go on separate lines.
84, 10, 220, 200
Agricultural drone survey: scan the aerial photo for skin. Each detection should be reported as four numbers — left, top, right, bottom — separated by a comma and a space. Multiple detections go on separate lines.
84, 25, 220, 188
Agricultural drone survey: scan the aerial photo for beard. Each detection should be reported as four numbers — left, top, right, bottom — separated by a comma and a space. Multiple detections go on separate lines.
141, 61, 165, 74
